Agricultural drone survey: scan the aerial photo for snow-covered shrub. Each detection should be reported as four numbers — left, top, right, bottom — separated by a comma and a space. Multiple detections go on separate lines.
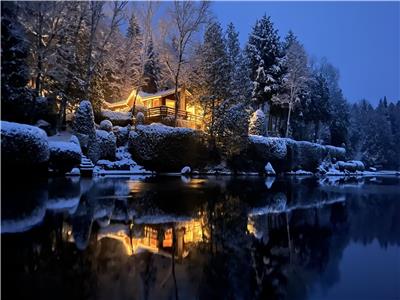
265, 162, 276, 175
73, 100, 96, 139
101, 109, 132, 127
181, 166, 191, 175
229, 135, 288, 172
249, 109, 266, 136
88, 130, 117, 163
249, 136, 287, 160
1, 121, 49, 172
128, 124, 208, 171
96, 146, 135, 170
35, 119, 52, 136
113, 125, 130, 147
286, 140, 327, 172
49, 141, 82, 174
335, 160, 365, 172
214, 102, 250, 158
99, 119, 113, 132
325, 145, 346, 162
136, 112, 145, 125
70, 135, 80, 145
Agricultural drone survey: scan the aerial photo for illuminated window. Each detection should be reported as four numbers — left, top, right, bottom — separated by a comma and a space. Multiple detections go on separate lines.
166, 99, 175, 108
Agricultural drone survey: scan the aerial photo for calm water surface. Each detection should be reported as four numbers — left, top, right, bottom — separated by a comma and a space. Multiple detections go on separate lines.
1, 175, 400, 300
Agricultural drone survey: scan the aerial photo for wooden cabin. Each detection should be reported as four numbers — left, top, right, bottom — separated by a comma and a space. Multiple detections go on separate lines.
103, 87, 203, 130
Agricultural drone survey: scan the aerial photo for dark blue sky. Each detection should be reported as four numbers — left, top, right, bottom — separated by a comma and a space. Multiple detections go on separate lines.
212, 1, 399, 104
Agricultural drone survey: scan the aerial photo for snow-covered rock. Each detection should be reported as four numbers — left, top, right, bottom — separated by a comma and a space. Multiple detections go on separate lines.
101, 109, 132, 127
49, 141, 82, 173
70, 167, 80, 175
264, 162, 276, 175
113, 125, 130, 147
181, 166, 191, 175
128, 124, 208, 172
1, 121, 50, 173
99, 119, 113, 132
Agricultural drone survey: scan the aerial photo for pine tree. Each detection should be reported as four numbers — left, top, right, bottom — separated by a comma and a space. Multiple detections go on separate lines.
246, 15, 283, 109
199, 21, 231, 141
225, 22, 251, 104
143, 38, 161, 93
304, 72, 331, 142
1, 1, 33, 123
318, 59, 350, 146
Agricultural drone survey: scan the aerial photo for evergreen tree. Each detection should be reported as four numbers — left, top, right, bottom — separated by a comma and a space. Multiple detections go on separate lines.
304, 73, 331, 142
246, 15, 283, 109
318, 59, 350, 146
1, 1, 33, 123
225, 23, 251, 103
143, 38, 161, 94
199, 21, 231, 140
248, 109, 267, 136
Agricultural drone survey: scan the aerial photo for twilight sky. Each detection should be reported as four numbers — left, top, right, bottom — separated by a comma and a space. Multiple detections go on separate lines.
212, 1, 399, 105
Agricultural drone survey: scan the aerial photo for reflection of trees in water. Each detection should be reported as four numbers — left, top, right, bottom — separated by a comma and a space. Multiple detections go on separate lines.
2, 177, 400, 300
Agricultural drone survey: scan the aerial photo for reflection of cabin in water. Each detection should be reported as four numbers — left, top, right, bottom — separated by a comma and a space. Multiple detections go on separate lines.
96, 219, 204, 258
103, 87, 203, 130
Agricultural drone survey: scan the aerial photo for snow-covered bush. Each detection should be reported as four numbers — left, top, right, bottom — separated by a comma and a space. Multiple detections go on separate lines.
99, 119, 113, 132
214, 102, 250, 158
88, 130, 117, 163
1, 121, 49, 172
286, 140, 326, 171
73, 100, 96, 139
101, 109, 132, 127
335, 160, 365, 172
136, 112, 145, 125
249, 135, 287, 160
49, 141, 82, 174
128, 124, 208, 171
96, 146, 135, 170
113, 125, 130, 147
249, 109, 266, 136
35, 119, 52, 135
70, 135, 80, 145
231, 135, 347, 173
325, 145, 346, 162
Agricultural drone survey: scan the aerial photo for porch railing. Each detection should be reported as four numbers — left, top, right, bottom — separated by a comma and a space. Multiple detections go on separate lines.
146, 106, 203, 126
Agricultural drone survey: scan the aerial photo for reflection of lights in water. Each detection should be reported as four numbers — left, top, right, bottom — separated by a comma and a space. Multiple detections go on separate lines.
127, 180, 146, 193
96, 218, 205, 258
187, 179, 206, 188
247, 217, 257, 236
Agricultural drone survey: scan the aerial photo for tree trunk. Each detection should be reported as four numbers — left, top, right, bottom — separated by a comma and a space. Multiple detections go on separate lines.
57, 97, 68, 131
314, 121, 320, 142
285, 103, 292, 137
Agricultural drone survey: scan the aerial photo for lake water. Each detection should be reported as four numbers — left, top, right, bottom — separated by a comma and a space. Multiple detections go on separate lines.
1, 175, 400, 300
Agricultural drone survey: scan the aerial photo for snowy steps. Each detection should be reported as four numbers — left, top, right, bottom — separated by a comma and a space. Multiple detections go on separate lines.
80, 155, 94, 176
